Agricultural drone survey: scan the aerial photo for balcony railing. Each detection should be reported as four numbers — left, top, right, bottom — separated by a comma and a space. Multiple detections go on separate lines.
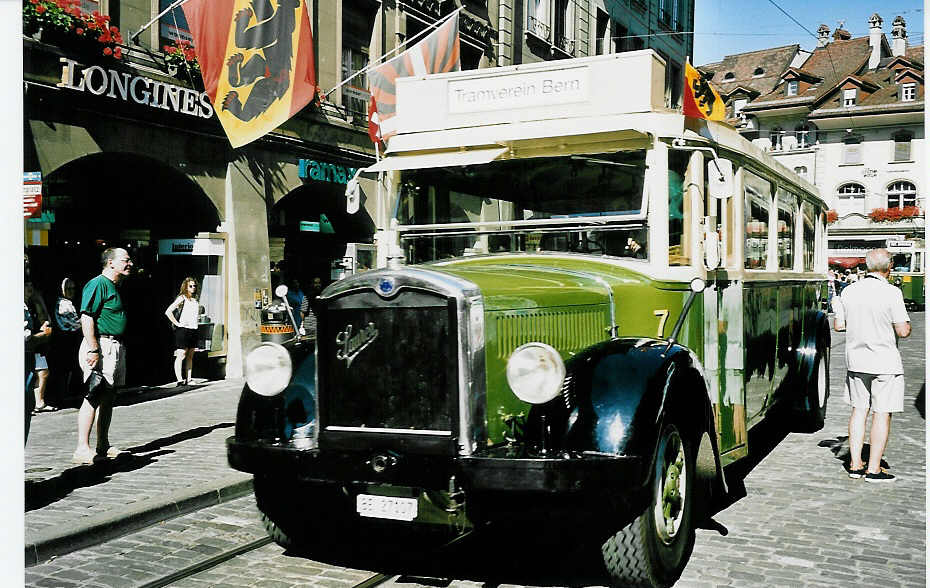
526, 16, 550, 41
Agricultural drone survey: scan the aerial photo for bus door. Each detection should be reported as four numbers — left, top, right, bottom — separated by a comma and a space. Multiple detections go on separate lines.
699, 155, 747, 462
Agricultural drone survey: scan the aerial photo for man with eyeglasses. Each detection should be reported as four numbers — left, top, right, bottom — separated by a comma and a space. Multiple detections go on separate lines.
73, 247, 132, 464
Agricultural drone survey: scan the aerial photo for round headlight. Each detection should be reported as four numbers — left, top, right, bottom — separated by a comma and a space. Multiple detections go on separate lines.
245, 343, 292, 397
506, 343, 565, 404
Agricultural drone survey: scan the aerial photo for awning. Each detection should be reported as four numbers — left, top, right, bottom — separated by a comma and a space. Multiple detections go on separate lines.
363, 147, 509, 173
829, 257, 865, 269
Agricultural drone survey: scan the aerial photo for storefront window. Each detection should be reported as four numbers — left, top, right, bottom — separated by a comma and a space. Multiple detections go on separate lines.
744, 171, 771, 269
775, 188, 796, 270
801, 201, 815, 271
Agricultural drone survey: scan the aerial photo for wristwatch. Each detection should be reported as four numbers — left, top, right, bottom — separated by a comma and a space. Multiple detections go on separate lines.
88, 348, 101, 354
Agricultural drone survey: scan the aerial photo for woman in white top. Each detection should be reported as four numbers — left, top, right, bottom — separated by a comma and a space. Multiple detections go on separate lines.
165, 277, 202, 386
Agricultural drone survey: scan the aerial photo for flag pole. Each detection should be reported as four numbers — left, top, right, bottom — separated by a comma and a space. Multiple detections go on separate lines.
324, 7, 462, 99
130, 0, 191, 44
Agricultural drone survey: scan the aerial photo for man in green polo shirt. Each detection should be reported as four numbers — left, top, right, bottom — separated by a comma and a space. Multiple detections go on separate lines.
73, 247, 132, 464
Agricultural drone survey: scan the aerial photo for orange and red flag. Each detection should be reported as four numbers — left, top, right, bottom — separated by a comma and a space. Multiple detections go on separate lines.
182, 0, 317, 148
683, 61, 724, 121
367, 13, 460, 146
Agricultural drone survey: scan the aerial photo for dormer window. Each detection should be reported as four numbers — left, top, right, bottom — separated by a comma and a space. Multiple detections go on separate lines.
902, 82, 917, 102
723, 72, 735, 81
786, 80, 798, 96
843, 88, 857, 107
753, 67, 764, 77
733, 98, 748, 119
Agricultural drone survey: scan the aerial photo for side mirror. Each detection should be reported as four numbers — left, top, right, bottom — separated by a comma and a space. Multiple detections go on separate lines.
707, 159, 733, 200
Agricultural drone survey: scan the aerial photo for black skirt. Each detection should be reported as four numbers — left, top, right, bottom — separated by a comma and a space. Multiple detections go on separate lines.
174, 327, 198, 349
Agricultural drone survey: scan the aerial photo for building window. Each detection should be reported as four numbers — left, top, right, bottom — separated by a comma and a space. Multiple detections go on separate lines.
528, 0, 551, 40
837, 182, 866, 215
595, 9, 610, 54
733, 98, 748, 119
659, 0, 673, 26
786, 80, 798, 96
887, 181, 917, 209
794, 166, 808, 178
666, 61, 682, 109
893, 131, 913, 161
723, 72, 735, 81
158, 0, 191, 48
770, 127, 783, 151
794, 124, 813, 148
843, 88, 857, 107
553, 0, 574, 53
842, 136, 862, 164
901, 83, 917, 102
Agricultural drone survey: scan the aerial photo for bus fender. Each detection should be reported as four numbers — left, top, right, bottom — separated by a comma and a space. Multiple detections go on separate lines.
527, 337, 726, 501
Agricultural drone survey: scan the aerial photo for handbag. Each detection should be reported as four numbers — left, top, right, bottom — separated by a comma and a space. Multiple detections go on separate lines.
86, 369, 105, 394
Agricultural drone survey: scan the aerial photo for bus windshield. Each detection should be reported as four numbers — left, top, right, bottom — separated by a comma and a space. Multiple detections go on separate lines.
394, 150, 648, 263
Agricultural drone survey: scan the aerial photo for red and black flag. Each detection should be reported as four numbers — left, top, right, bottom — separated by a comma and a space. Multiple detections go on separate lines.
182, 0, 317, 148
367, 12, 460, 146
683, 61, 724, 121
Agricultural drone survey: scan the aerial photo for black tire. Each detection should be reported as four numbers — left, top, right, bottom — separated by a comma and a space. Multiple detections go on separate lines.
793, 344, 830, 433
601, 421, 696, 588
253, 475, 344, 552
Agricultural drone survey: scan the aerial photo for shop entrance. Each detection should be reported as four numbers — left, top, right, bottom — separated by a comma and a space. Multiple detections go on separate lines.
269, 184, 376, 295
31, 153, 221, 387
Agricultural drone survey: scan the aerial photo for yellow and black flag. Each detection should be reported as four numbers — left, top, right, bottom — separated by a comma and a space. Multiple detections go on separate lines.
182, 0, 317, 148
367, 12, 461, 146
683, 61, 724, 121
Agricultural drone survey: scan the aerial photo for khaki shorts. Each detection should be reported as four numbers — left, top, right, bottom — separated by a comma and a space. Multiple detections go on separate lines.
79, 337, 126, 388
844, 371, 904, 413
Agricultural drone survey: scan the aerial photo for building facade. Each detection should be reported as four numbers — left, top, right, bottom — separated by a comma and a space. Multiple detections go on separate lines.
23, 0, 694, 381
700, 14, 924, 276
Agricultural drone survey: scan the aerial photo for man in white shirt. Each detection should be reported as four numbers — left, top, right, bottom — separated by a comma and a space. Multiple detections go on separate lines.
833, 248, 911, 482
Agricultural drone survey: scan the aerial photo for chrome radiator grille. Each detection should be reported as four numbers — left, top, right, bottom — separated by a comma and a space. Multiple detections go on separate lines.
316, 289, 459, 433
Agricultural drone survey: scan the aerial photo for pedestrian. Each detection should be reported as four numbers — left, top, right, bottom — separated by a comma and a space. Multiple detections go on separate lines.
73, 247, 132, 464
49, 277, 82, 407
25, 279, 52, 444
832, 248, 910, 482
285, 277, 306, 336
164, 276, 202, 386
304, 276, 323, 341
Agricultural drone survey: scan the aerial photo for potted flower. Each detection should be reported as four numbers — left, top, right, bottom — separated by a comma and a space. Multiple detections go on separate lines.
163, 39, 201, 83
23, 0, 124, 60
825, 210, 838, 224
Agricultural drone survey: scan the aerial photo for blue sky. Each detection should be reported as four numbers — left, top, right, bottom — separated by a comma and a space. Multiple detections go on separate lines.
693, 1, 925, 65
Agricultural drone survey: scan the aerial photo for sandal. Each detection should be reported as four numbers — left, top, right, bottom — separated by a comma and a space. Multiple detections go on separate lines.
71, 449, 96, 465
33, 405, 58, 413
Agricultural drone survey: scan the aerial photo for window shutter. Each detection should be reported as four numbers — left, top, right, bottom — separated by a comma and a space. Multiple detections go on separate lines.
894, 139, 911, 161
844, 143, 861, 164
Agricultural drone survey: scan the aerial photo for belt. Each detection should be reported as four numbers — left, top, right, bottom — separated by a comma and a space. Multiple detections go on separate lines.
99, 334, 124, 342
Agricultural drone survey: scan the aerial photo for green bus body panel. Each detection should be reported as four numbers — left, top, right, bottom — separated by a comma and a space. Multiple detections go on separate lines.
890, 273, 925, 305
429, 256, 702, 444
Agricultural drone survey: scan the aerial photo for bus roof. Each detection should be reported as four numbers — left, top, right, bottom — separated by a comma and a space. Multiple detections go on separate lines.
371, 50, 821, 205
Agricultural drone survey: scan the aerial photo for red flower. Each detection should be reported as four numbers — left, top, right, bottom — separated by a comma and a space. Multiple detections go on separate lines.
826, 210, 839, 224
76, 27, 83, 35
35, 5, 46, 13
114, 47, 122, 59
103, 46, 112, 55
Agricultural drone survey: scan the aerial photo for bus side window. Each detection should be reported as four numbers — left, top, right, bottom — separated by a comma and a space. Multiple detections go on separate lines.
743, 171, 772, 270
775, 188, 796, 270
668, 150, 690, 266
801, 201, 816, 271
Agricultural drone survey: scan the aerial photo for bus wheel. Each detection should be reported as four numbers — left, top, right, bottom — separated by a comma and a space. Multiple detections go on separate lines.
794, 346, 830, 433
601, 421, 696, 588
254, 475, 341, 553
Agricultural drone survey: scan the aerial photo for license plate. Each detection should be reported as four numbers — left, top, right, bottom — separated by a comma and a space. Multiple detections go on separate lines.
356, 493, 418, 521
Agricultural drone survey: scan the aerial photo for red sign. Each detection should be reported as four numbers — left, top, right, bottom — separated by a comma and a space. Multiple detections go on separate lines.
23, 172, 42, 218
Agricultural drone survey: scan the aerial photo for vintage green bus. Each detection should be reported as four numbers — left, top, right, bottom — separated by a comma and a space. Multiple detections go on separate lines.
889, 242, 925, 310
228, 51, 831, 588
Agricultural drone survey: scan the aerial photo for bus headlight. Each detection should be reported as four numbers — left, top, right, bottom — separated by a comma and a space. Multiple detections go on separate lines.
506, 343, 565, 404
245, 343, 292, 397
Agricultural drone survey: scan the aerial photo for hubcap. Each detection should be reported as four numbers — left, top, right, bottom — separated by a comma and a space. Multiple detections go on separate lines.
653, 427, 686, 544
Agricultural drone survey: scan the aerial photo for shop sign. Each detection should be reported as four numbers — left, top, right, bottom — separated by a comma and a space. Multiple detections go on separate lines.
888, 240, 914, 249
23, 172, 41, 218
58, 58, 215, 120
298, 159, 358, 185
26, 211, 56, 224
299, 215, 335, 234
158, 238, 225, 256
